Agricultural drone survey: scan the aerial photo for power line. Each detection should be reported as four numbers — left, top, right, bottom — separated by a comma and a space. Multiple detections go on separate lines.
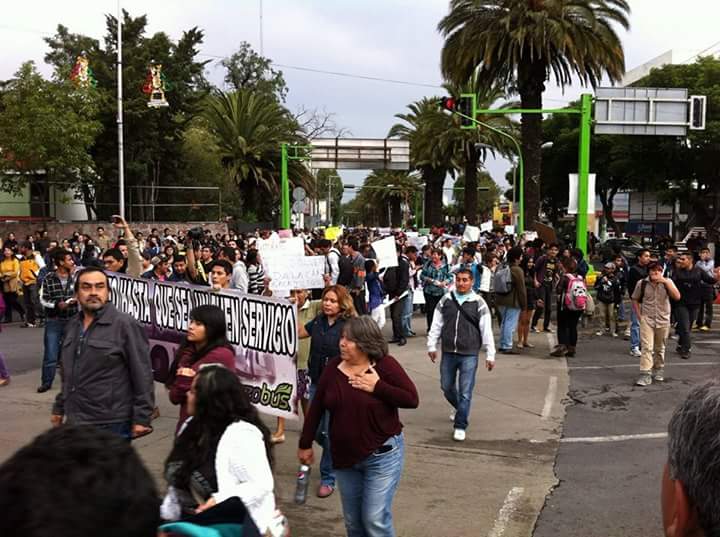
681, 40, 720, 64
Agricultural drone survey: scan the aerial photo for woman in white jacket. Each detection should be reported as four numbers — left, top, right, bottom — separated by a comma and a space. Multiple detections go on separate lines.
162, 365, 286, 535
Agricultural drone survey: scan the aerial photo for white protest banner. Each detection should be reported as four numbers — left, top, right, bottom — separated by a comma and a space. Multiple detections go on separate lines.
407, 234, 428, 250
372, 236, 398, 268
262, 252, 326, 290
107, 273, 299, 419
504, 225, 515, 235
523, 231, 538, 242
480, 220, 493, 233
463, 225, 480, 242
258, 236, 305, 257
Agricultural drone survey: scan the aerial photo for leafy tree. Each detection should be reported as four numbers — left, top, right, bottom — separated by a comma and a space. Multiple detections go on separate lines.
447, 171, 501, 221
389, 98, 455, 226
357, 170, 421, 227
0, 62, 102, 218
438, 0, 629, 228
43, 11, 210, 220
221, 42, 288, 102
203, 89, 313, 222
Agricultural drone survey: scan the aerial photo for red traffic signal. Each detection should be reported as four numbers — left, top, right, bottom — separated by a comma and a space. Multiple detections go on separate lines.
440, 96, 457, 111
440, 95, 476, 129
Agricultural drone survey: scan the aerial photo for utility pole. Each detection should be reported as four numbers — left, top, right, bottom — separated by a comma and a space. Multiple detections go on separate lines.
117, 1, 125, 219
327, 177, 332, 226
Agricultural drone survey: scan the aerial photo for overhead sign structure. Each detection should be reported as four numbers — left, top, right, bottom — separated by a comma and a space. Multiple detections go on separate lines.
309, 138, 410, 170
594, 87, 707, 136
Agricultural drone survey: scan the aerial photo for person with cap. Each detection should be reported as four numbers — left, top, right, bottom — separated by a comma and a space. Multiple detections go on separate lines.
141, 254, 170, 281
594, 262, 622, 337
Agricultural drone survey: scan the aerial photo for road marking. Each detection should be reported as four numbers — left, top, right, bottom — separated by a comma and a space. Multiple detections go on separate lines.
488, 486, 525, 537
561, 432, 667, 443
546, 331, 557, 350
570, 361, 718, 370
541, 376, 558, 420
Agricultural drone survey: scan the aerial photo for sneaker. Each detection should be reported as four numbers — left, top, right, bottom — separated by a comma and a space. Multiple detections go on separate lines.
22, 323, 36, 328
653, 369, 665, 382
595, 330, 604, 336
450, 411, 456, 422
630, 347, 641, 358
612, 332, 619, 338
453, 428, 466, 442
531, 327, 539, 333
669, 334, 678, 340
624, 328, 631, 337
680, 352, 691, 360
635, 372, 653, 387
700, 326, 710, 332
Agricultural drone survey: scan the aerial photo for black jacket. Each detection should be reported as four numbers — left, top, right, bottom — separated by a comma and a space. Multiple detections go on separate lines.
627, 264, 648, 298
383, 256, 410, 298
52, 303, 155, 426
672, 266, 716, 306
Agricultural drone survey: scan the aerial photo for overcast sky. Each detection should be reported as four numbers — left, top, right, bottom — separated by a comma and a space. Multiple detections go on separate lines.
2, 0, 719, 204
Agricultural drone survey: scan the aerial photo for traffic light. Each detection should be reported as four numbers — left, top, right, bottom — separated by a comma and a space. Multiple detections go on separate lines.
689, 95, 706, 130
440, 94, 477, 129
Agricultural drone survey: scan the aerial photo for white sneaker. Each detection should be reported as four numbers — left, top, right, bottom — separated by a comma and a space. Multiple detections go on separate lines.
595, 330, 603, 336
453, 428, 466, 442
630, 347, 641, 358
449, 411, 456, 422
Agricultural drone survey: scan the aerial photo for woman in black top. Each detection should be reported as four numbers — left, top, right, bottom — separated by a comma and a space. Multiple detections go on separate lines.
518, 255, 538, 348
297, 284, 357, 499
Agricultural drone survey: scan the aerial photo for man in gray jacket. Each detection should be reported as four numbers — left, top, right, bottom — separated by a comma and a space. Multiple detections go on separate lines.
427, 268, 496, 442
51, 267, 154, 440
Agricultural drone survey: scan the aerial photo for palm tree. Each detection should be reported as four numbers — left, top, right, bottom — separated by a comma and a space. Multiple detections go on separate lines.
438, 0, 629, 227
361, 170, 422, 227
204, 89, 312, 221
389, 98, 455, 227
442, 79, 517, 224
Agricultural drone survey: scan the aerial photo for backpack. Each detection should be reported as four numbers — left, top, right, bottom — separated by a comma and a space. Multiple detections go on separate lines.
564, 275, 588, 311
493, 263, 513, 295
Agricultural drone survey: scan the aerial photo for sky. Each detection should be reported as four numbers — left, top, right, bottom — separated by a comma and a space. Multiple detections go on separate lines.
2, 0, 720, 205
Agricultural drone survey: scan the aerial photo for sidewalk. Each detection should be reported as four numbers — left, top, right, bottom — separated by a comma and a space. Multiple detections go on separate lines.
0, 318, 568, 537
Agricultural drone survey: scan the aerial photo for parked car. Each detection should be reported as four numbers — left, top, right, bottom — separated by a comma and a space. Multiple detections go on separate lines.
600, 238, 658, 261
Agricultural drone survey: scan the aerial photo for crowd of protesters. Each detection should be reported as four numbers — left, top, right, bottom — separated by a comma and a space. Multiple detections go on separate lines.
2, 217, 720, 537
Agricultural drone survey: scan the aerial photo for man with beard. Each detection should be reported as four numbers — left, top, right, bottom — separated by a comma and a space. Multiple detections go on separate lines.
51, 267, 154, 440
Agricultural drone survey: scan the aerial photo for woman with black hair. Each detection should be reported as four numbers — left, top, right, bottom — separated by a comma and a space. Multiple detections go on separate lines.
245, 249, 266, 295
167, 305, 236, 432
162, 366, 287, 535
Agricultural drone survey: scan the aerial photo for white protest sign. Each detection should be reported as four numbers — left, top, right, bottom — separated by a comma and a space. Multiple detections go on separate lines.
463, 225, 480, 242
407, 234, 428, 250
257, 236, 305, 257
480, 220, 493, 232
372, 236, 398, 269
262, 252, 326, 290
504, 225, 515, 235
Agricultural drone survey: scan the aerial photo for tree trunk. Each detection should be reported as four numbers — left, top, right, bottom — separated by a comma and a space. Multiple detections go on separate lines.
518, 57, 546, 230
599, 187, 621, 236
463, 143, 478, 225
422, 166, 445, 227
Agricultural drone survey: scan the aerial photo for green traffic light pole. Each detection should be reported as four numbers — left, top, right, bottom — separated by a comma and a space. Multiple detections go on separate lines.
452, 93, 592, 255
280, 143, 312, 229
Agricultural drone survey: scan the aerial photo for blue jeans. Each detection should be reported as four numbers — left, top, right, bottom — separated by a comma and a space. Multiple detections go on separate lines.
94, 421, 132, 441
335, 433, 404, 537
309, 383, 336, 487
401, 292, 414, 336
440, 353, 479, 430
617, 300, 627, 322
497, 306, 521, 350
41, 318, 67, 388
630, 308, 640, 350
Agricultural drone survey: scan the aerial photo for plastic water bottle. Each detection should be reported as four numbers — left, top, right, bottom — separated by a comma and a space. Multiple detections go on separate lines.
294, 464, 311, 504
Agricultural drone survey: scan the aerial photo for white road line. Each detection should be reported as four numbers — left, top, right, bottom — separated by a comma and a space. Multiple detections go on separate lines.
546, 331, 557, 350
571, 361, 719, 370
541, 376, 558, 420
561, 432, 667, 443
488, 486, 525, 537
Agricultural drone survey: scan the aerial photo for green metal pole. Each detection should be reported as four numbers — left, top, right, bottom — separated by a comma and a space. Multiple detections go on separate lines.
280, 143, 290, 229
576, 94, 593, 255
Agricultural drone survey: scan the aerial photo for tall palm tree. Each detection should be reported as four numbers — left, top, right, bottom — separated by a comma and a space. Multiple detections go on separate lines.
442, 79, 517, 224
204, 89, 312, 221
438, 0, 629, 227
388, 98, 455, 227
361, 170, 422, 227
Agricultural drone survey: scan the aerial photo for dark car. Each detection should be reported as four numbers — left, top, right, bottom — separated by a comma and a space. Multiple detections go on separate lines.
600, 238, 658, 261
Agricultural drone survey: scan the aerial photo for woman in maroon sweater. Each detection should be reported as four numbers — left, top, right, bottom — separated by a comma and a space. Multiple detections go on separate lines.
298, 316, 419, 537
166, 305, 236, 432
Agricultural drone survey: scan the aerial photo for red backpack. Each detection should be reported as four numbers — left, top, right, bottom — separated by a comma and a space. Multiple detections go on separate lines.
563, 275, 588, 311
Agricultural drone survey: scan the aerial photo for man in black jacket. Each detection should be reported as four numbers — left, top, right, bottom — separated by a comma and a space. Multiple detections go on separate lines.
51, 267, 154, 440
672, 252, 720, 359
384, 242, 410, 346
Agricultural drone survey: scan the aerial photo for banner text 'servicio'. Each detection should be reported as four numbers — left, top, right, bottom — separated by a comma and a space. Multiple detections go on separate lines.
107, 273, 299, 419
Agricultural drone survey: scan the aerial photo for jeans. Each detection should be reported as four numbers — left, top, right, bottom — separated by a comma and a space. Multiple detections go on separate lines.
440, 353, 479, 430
335, 433, 404, 537
557, 309, 582, 347
630, 307, 641, 350
94, 421, 132, 441
41, 318, 67, 388
674, 305, 698, 354
0, 352, 9, 379
497, 306, 521, 350
639, 319, 669, 372
424, 293, 442, 331
309, 383, 336, 487
531, 283, 553, 330
401, 292, 414, 336
617, 300, 627, 322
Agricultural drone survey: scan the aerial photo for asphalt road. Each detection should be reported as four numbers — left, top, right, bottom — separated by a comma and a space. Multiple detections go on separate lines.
533, 325, 720, 537
2, 323, 44, 376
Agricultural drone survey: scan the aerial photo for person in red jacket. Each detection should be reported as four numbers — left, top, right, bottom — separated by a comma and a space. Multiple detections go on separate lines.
166, 305, 236, 433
